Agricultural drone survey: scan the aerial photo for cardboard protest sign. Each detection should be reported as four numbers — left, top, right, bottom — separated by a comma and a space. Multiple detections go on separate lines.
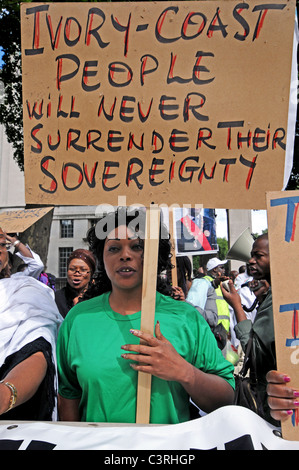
0, 207, 53, 233
267, 190, 299, 441
21, 1, 296, 209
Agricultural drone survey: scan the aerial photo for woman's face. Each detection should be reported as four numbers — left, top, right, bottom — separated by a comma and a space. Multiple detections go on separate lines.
67, 258, 91, 291
103, 225, 144, 293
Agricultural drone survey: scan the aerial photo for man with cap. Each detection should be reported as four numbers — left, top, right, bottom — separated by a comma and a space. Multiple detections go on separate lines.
187, 257, 230, 349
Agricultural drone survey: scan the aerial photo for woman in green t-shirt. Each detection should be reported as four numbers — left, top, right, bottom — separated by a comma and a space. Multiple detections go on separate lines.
57, 207, 234, 423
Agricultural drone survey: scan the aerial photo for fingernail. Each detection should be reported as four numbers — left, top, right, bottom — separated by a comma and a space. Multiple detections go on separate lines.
283, 375, 291, 383
130, 329, 140, 336
294, 401, 299, 406
293, 391, 299, 397
287, 410, 293, 416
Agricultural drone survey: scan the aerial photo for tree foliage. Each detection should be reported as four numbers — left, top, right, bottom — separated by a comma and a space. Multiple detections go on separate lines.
0, 0, 24, 169
0, 0, 101, 171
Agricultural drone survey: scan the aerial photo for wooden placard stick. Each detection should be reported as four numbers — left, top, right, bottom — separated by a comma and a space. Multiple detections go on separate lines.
168, 208, 178, 287
136, 206, 160, 424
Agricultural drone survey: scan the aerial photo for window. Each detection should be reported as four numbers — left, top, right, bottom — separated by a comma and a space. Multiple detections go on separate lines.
60, 219, 74, 238
59, 247, 73, 277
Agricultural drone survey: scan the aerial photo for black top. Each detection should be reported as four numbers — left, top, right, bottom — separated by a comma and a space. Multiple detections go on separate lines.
0, 337, 55, 421
55, 284, 78, 318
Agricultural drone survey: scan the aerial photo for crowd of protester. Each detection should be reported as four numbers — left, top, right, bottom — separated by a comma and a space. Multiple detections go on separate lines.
0, 210, 297, 430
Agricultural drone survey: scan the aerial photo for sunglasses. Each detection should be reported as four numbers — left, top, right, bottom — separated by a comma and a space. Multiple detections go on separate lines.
68, 267, 90, 274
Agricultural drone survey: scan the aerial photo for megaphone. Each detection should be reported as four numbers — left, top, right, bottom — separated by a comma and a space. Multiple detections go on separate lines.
226, 228, 254, 262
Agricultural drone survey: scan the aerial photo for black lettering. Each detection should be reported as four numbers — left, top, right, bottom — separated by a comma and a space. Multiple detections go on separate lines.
272, 127, 286, 150
102, 161, 120, 191
25, 5, 49, 55
193, 51, 215, 85
46, 14, 63, 51
179, 156, 199, 182
127, 133, 144, 151
198, 162, 217, 182
108, 62, 133, 87
0, 440, 24, 450
197, 128, 216, 149
181, 12, 207, 40
85, 8, 109, 48
120, 96, 135, 122
67, 129, 85, 152
149, 158, 164, 186
31, 124, 43, 153
252, 4, 286, 41
56, 54, 80, 91
159, 96, 179, 121
107, 130, 124, 152
26, 440, 56, 450
155, 7, 180, 43
253, 127, 269, 151
126, 158, 143, 189
219, 158, 237, 182
26, 100, 43, 119
183, 93, 209, 122
87, 130, 104, 151
82, 60, 101, 92
169, 129, 189, 152
64, 17, 82, 47
70, 96, 80, 118
233, 3, 250, 41
57, 94, 68, 118
140, 54, 159, 86
48, 130, 61, 151
207, 7, 228, 38
111, 12, 131, 57
217, 121, 244, 149
62, 162, 83, 191
152, 131, 164, 153
167, 52, 192, 85
98, 96, 117, 121
239, 154, 258, 189
138, 99, 153, 123
225, 434, 255, 450
39, 156, 58, 193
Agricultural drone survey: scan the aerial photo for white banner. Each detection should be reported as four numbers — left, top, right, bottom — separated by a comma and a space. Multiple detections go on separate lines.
1, 406, 299, 451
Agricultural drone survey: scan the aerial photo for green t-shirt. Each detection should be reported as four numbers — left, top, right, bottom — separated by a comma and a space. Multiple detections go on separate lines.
57, 291, 234, 424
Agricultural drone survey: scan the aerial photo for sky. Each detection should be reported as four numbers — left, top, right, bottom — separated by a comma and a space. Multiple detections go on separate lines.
215, 209, 268, 239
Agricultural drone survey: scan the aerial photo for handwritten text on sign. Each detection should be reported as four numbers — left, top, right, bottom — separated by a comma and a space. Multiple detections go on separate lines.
267, 190, 299, 440
21, 1, 295, 208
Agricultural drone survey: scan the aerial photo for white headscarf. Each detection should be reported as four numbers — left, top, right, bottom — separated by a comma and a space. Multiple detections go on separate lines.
0, 276, 63, 367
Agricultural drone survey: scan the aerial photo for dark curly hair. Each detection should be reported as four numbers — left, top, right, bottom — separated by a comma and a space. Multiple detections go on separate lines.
82, 207, 173, 301
0, 251, 11, 279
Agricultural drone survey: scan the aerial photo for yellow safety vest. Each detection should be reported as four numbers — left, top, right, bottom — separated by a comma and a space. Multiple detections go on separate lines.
204, 276, 230, 333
